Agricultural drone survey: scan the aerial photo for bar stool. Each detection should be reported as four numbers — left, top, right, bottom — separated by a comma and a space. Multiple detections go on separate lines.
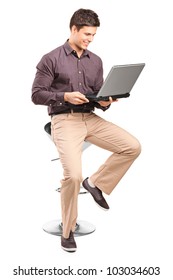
42, 122, 96, 237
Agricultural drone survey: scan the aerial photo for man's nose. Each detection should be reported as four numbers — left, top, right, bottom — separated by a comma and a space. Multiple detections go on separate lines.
89, 35, 94, 42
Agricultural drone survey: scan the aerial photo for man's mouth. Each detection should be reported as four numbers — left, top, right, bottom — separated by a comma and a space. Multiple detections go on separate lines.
83, 41, 89, 47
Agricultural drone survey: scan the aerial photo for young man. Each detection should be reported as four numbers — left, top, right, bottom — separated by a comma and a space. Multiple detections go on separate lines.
32, 8, 141, 252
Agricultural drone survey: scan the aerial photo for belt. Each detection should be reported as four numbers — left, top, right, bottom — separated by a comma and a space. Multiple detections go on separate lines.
51, 107, 94, 117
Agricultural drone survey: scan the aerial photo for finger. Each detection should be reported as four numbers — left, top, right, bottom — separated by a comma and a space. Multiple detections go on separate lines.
78, 95, 89, 102
76, 98, 88, 104
109, 96, 113, 103
109, 96, 118, 102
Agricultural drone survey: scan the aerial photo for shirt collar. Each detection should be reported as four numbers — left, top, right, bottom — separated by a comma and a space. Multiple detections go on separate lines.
63, 40, 90, 58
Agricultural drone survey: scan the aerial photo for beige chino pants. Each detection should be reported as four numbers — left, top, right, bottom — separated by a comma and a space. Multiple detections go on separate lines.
51, 112, 141, 238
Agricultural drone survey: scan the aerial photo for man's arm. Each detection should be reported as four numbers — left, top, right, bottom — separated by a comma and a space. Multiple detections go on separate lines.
31, 55, 65, 107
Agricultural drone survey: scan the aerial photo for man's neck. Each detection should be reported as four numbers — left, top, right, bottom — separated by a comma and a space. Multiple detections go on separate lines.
68, 41, 83, 58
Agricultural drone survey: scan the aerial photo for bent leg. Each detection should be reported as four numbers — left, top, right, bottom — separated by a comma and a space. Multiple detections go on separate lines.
86, 114, 141, 194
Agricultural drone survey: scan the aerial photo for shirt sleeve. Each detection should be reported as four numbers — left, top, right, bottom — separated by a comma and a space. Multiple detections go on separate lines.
31, 55, 65, 106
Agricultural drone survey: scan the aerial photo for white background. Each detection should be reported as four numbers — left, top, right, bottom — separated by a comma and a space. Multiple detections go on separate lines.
1, 0, 172, 279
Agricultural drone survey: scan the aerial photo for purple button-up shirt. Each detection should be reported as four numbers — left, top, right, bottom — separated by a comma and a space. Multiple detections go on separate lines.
31, 41, 106, 115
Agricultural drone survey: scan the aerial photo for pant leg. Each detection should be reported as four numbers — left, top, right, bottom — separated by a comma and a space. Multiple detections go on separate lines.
85, 113, 141, 195
51, 113, 87, 238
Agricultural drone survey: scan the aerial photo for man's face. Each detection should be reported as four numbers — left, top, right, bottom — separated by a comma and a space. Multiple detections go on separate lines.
71, 26, 97, 51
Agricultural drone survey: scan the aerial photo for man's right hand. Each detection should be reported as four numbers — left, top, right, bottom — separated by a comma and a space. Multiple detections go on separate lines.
64, 92, 89, 105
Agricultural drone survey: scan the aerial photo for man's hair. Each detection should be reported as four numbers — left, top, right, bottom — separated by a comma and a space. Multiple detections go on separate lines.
69, 8, 100, 30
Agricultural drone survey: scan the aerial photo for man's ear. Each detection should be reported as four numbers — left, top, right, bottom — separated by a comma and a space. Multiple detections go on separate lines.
71, 25, 78, 34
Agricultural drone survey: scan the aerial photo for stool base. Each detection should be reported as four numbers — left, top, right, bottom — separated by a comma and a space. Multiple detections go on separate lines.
43, 219, 96, 237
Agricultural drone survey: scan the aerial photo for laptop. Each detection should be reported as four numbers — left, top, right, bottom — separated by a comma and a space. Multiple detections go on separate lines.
86, 63, 145, 101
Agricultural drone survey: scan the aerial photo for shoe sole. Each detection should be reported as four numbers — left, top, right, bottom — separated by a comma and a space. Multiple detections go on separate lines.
61, 246, 77, 252
94, 200, 109, 211
83, 183, 109, 211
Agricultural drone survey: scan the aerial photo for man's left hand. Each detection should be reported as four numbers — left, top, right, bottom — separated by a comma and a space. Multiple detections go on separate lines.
97, 96, 118, 107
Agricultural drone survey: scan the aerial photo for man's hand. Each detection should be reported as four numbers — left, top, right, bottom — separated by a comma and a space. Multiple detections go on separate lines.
64, 92, 89, 105
98, 96, 118, 107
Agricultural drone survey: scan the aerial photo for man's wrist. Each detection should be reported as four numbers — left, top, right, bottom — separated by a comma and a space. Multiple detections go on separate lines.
64, 92, 69, 102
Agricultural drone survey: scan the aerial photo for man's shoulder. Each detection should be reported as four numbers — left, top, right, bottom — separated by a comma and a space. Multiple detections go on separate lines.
43, 44, 64, 58
87, 49, 102, 63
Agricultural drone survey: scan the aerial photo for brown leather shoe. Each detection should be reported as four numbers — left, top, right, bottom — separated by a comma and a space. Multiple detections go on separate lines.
82, 178, 109, 210
61, 231, 77, 252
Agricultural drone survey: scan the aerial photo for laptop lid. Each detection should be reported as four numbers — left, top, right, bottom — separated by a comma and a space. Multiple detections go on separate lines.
87, 63, 145, 101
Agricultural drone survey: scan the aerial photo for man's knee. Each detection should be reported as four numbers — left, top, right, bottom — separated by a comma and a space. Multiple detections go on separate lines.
63, 170, 83, 187
131, 139, 141, 158
70, 174, 83, 185
61, 173, 82, 195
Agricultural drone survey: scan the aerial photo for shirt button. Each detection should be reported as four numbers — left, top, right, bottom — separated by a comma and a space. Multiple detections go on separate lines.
79, 71, 81, 74
79, 83, 82, 86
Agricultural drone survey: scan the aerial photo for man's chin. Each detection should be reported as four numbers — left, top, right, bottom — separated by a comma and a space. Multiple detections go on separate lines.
82, 46, 88, 50
81, 43, 89, 49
